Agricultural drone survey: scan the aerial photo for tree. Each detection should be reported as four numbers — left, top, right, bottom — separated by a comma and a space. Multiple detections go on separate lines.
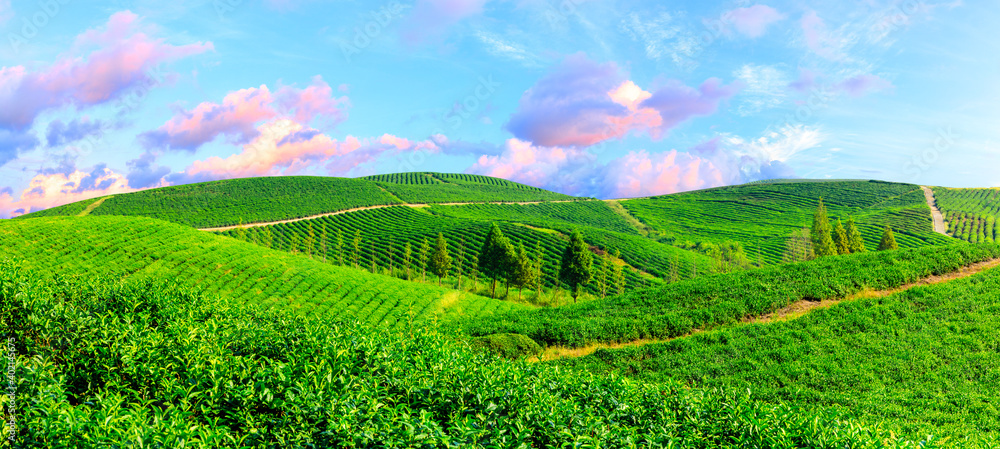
336, 229, 344, 265
428, 233, 452, 286
351, 230, 361, 268
320, 221, 328, 262
832, 219, 849, 255
403, 242, 413, 280
597, 251, 609, 298
455, 238, 466, 289
478, 224, 514, 298
534, 242, 544, 300
260, 226, 273, 249
305, 222, 315, 258
289, 232, 301, 254
560, 230, 593, 303
369, 240, 377, 273
235, 219, 247, 242
811, 198, 837, 257
509, 243, 536, 301
846, 218, 866, 253
782, 228, 815, 263
879, 226, 898, 251
386, 240, 394, 275
419, 237, 430, 282
612, 249, 625, 296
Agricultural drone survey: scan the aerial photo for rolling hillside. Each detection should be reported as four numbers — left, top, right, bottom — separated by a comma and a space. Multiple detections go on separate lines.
0, 215, 523, 328
932, 187, 1000, 243
620, 180, 956, 265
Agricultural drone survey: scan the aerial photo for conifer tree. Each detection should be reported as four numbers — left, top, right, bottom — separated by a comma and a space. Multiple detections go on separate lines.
832, 219, 850, 255
811, 198, 837, 257
478, 223, 514, 298
428, 233, 452, 286
560, 230, 593, 303
403, 242, 413, 280
419, 237, 430, 282
534, 242, 544, 300
846, 218, 866, 253
351, 230, 361, 268
879, 226, 899, 251
455, 238, 466, 289
509, 243, 536, 301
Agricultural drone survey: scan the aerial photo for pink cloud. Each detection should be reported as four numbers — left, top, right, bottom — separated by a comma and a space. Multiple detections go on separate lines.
722, 5, 786, 38
788, 68, 820, 93
836, 74, 893, 97
0, 166, 135, 218
602, 150, 726, 198
402, 0, 491, 45
800, 11, 842, 60
141, 76, 349, 151
468, 138, 595, 190
0, 11, 213, 131
506, 54, 740, 148
171, 119, 438, 182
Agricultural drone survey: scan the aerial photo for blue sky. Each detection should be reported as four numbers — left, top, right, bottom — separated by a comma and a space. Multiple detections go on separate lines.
0, 0, 996, 216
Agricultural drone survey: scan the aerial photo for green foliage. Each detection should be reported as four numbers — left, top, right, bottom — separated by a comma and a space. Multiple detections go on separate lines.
782, 228, 815, 263
832, 218, 850, 255
470, 333, 542, 359
812, 198, 838, 257
20, 176, 402, 228
880, 226, 899, 251
363, 172, 572, 203
478, 224, 515, 298
508, 243, 537, 301
559, 230, 593, 301
932, 187, 1000, 243
462, 243, 1000, 348
623, 181, 954, 265
419, 237, 430, 282
558, 260, 1000, 441
428, 201, 639, 235
846, 217, 866, 253
0, 216, 522, 329
428, 233, 452, 286
0, 262, 941, 448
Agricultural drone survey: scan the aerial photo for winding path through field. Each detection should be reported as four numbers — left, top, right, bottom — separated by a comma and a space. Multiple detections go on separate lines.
197, 200, 580, 232
921, 186, 948, 235
535, 257, 1000, 361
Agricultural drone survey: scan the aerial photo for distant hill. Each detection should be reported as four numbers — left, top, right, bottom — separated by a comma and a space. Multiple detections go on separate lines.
17, 173, 576, 228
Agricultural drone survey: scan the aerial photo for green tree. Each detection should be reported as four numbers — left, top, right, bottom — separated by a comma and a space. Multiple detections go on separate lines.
612, 249, 625, 296
879, 226, 899, 251
832, 219, 850, 255
455, 238, 466, 289
419, 237, 430, 282
478, 223, 514, 298
782, 228, 815, 263
428, 233, 452, 286
509, 243, 536, 301
235, 219, 247, 242
305, 222, 315, 258
559, 230, 593, 303
386, 240, 394, 275
846, 218, 866, 253
320, 221, 328, 262
336, 229, 344, 265
597, 251, 609, 298
811, 198, 837, 257
369, 240, 377, 273
403, 242, 413, 280
351, 230, 361, 268
534, 242, 544, 300
260, 226, 273, 249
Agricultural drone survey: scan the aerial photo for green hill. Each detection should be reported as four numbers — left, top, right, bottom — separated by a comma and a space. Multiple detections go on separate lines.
932, 187, 1000, 243
17, 173, 576, 229
620, 180, 955, 265
1, 261, 951, 447
0, 215, 522, 327
557, 257, 1000, 441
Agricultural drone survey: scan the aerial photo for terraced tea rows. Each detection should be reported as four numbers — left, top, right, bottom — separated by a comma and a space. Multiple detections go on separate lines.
622, 181, 955, 265
462, 243, 1000, 348
221, 206, 717, 295
932, 187, 1000, 243
558, 257, 1000, 440
365, 172, 574, 203
0, 216, 522, 328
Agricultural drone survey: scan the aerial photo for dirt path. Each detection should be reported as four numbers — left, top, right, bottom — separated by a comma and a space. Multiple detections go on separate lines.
77, 196, 110, 216
921, 186, 948, 235
534, 257, 1000, 362
197, 200, 581, 232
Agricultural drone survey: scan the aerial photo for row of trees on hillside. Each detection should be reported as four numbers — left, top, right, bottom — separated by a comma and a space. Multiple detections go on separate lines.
785, 198, 899, 262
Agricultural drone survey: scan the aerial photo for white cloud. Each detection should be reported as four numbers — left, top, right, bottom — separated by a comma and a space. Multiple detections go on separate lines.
733, 64, 790, 115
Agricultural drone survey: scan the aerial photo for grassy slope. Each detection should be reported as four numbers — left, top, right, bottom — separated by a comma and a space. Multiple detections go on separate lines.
17, 173, 577, 229
622, 180, 956, 265
1, 261, 952, 448
363, 172, 574, 203
932, 187, 1000, 243
557, 261, 1000, 441
461, 244, 1000, 348
0, 216, 523, 328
